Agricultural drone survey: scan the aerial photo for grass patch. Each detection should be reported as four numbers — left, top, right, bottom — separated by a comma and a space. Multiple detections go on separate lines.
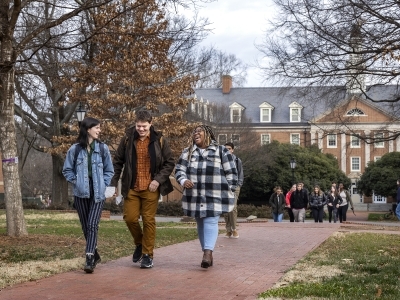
368, 213, 398, 222
259, 232, 400, 300
0, 210, 197, 288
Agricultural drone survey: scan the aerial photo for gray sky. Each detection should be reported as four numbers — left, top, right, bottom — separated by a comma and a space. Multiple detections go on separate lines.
195, 0, 277, 87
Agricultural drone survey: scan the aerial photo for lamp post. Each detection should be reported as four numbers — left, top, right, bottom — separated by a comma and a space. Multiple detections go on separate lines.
290, 157, 296, 185
76, 102, 86, 127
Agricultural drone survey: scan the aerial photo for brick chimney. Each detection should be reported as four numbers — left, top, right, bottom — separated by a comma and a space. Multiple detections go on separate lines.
222, 75, 232, 94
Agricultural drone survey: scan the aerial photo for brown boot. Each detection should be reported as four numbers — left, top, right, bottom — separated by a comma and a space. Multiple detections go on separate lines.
201, 250, 213, 268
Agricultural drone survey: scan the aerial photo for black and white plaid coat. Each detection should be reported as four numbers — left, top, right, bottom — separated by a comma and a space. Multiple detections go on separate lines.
175, 142, 238, 218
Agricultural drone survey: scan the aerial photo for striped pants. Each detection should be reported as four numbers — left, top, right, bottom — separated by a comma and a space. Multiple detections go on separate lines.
74, 179, 104, 254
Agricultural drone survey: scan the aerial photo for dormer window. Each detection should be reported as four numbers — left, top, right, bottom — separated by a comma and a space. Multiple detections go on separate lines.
289, 102, 303, 122
259, 102, 274, 123
229, 102, 245, 123
346, 108, 365, 116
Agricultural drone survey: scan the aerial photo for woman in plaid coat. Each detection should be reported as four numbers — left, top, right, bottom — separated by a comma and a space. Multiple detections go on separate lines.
175, 125, 238, 269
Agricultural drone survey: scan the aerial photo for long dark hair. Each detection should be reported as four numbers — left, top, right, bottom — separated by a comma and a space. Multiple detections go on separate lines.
330, 185, 339, 197
77, 117, 100, 148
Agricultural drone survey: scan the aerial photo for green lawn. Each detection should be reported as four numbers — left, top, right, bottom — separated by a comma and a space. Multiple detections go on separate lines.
0, 210, 197, 264
259, 232, 400, 300
0, 210, 198, 288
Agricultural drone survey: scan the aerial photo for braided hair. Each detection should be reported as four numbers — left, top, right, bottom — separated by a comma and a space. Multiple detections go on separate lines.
187, 124, 217, 161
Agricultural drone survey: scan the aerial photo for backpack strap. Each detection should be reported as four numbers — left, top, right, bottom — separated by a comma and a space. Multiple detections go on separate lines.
74, 144, 82, 166
99, 142, 105, 162
74, 142, 106, 166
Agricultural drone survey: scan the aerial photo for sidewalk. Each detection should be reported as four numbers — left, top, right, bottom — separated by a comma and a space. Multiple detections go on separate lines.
0, 222, 341, 300
1, 212, 398, 300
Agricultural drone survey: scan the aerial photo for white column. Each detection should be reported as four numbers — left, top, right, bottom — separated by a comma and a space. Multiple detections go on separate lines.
341, 133, 346, 174
396, 135, 400, 152
364, 130, 370, 167
310, 130, 316, 145
317, 131, 323, 151
389, 139, 394, 153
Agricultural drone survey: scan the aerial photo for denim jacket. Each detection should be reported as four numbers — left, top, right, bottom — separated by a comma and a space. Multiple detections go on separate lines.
62, 141, 114, 202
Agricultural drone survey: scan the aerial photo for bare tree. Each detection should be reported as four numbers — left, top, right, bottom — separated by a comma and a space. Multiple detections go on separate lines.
257, 0, 400, 139
193, 48, 247, 88
11, 0, 213, 209
0, 0, 126, 237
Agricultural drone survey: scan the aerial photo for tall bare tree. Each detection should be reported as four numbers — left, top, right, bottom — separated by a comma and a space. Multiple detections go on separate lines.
257, 0, 400, 139
0, 0, 124, 237
12, 0, 212, 209
193, 48, 247, 88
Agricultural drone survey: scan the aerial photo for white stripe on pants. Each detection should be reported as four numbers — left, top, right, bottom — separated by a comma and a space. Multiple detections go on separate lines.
74, 180, 104, 254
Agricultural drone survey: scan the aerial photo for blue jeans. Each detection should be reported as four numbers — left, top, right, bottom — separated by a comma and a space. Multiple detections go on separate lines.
195, 216, 220, 251
272, 212, 283, 222
396, 202, 400, 220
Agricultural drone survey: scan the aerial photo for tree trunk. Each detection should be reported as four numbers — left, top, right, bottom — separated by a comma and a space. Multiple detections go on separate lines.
51, 154, 69, 208
0, 41, 27, 236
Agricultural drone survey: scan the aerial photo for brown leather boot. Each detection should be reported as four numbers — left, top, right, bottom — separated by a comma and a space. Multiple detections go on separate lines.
201, 250, 213, 268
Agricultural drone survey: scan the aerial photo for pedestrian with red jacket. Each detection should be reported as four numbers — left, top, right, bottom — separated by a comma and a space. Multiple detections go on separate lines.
285, 184, 296, 222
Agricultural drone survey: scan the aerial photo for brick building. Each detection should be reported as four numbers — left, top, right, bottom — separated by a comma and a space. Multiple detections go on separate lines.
1, 76, 399, 206
190, 75, 400, 205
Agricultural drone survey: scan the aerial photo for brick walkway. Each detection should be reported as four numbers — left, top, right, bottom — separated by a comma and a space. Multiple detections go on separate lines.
0, 222, 341, 300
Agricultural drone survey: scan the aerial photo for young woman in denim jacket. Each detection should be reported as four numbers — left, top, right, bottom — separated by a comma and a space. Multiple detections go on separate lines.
62, 117, 114, 273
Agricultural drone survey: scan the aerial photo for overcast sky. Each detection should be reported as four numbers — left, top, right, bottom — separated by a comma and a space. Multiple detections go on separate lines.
194, 0, 277, 87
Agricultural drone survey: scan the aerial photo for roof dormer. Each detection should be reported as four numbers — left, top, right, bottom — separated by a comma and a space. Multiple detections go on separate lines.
289, 101, 303, 122
259, 102, 274, 122
229, 102, 245, 123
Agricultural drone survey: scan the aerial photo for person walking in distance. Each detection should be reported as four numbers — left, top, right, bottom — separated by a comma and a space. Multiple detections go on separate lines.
175, 125, 237, 269
327, 185, 342, 223
285, 184, 296, 222
62, 117, 114, 273
223, 142, 243, 238
337, 183, 354, 223
309, 185, 328, 223
111, 110, 175, 269
396, 179, 400, 220
269, 186, 286, 222
290, 183, 309, 222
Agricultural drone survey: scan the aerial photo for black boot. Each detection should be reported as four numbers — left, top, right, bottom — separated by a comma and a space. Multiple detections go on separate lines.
84, 254, 95, 273
94, 249, 101, 268
201, 250, 213, 268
